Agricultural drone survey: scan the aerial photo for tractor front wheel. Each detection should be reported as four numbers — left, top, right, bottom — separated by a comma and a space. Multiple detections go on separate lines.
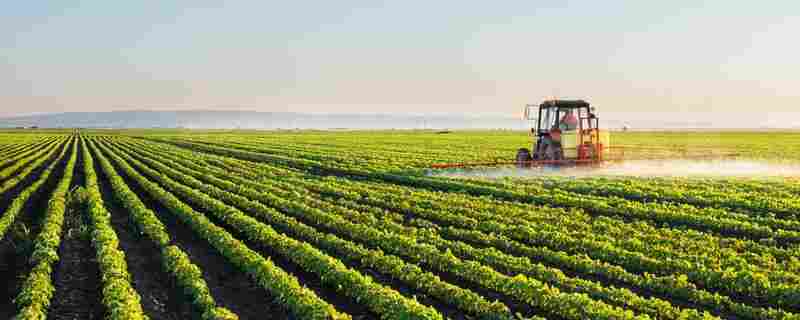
516, 148, 532, 167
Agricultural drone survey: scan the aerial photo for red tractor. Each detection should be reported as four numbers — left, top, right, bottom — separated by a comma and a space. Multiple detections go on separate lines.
517, 99, 609, 167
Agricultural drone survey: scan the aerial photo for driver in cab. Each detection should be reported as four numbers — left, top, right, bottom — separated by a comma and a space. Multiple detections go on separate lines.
559, 110, 578, 131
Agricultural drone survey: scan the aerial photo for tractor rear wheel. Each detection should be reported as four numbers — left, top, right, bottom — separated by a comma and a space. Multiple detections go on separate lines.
516, 148, 532, 167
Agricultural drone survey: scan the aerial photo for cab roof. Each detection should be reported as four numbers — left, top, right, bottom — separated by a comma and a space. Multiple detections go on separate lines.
540, 99, 590, 109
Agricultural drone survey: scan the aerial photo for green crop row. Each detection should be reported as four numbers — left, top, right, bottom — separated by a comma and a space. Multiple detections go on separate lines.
95, 138, 443, 320
0, 138, 70, 239
123, 136, 799, 319
73, 132, 800, 320
468, 177, 800, 234
0, 136, 61, 168
14, 136, 78, 319
324, 176, 800, 310
110, 138, 652, 320
92, 138, 349, 320
82, 136, 149, 320
0, 137, 67, 194
172, 141, 797, 314
119, 138, 716, 320
139, 135, 800, 248
85, 138, 238, 320
106, 137, 519, 320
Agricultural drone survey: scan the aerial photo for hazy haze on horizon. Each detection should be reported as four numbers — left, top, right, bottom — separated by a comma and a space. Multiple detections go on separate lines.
2, 1, 799, 127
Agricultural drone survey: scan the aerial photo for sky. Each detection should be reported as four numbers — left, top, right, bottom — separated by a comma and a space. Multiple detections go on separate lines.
1, 1, 799, 126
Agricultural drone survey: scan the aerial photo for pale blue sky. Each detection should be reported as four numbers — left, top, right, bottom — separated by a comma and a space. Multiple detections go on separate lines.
2, 1, 799, 124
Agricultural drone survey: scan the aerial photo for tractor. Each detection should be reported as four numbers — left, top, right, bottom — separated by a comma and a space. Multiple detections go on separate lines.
516, 99, 609, 167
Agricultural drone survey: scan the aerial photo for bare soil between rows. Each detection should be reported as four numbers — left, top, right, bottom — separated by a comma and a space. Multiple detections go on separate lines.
49, 138, 105, 320
0, 140, 69, 318
100, 141, 295, 320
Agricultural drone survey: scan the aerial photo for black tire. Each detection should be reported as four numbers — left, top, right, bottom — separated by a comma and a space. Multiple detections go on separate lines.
516, 148, 532, 167
543, 144, 563, 161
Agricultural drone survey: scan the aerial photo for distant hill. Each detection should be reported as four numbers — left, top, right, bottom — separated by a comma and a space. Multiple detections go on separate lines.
0, 110, 526, 130
1, 110, 797, 130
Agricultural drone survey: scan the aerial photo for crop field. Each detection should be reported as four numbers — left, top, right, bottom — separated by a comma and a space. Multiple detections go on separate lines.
2, 129, 800, 320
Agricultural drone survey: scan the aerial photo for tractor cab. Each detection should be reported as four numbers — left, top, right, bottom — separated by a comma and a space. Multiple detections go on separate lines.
517, 99, 609, 166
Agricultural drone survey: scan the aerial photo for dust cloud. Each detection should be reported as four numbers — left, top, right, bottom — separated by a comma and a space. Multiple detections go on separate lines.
429, 160, 800, 179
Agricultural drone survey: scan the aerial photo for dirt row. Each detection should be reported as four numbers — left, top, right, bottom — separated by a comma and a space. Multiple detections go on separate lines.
0, 139, 70, 319
91, 139, 297, 320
